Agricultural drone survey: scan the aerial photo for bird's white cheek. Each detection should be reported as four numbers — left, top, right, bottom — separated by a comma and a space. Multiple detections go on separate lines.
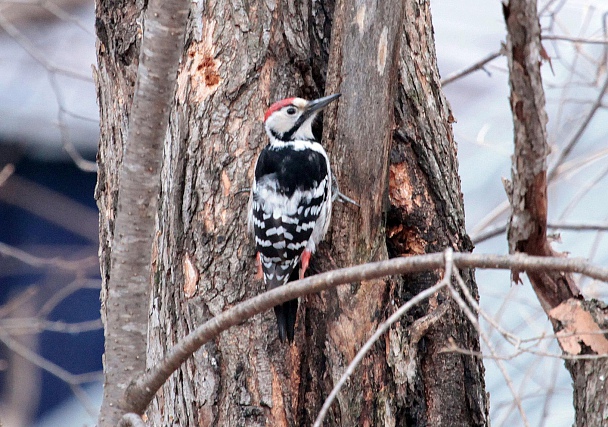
267, 115, 288, 135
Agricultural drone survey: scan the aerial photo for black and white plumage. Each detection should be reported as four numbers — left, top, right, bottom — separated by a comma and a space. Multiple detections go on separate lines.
248, 93, 340, 342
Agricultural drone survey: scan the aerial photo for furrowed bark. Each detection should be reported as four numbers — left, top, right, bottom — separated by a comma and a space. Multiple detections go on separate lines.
144, 1, 334, 425
384, 1, 489, 425
303, 0, 405, 424
503, 1, 608, 425
312, 0, 488, 425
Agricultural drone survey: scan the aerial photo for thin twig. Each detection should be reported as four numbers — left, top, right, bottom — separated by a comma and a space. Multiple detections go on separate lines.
447, 268, 530, 427
443, 344, 607, 361
0, 330, 100, 416
441, 50, 502, 86
0, 287, 37, 317
0, 242, 98, 272
0, 331, 103, 384
547, 73, 608, 182
41, 0, 95, 35
548, 221, 608, 231
538, 357, 561, 427
49, 73, 98, 173
446, 268, 608, 363
543, 34, 608, 45
0, 12, 92, 81
557, 163, 608, 222
471, 223, 508, 244
69, 383, 99, 418
472, 221, 608, 245
37, 279, 101, 317
470, 199, 510, 239
0, 318, 102, 335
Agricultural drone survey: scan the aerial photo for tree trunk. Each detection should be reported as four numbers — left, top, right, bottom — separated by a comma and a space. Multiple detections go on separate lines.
95, 0, 489, 425
386, 2, 489, 424
502, 1, 608, 425
94, 0, 145, 425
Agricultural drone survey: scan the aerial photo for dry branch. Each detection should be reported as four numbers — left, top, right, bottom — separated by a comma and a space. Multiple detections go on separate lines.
503, 0, 580, 308
121, 251, 608, 417
441, 50, 502, 86
472, 221, 608, 245
547, 73, 608, 182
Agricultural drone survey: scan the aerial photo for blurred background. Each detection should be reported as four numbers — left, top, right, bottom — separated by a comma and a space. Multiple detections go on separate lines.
0, 0, 606, 425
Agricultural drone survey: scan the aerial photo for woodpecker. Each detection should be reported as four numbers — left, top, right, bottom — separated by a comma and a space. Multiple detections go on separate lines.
248, 93, 340, 342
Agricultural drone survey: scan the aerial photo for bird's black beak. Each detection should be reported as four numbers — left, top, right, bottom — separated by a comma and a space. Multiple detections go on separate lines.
305, 93, 341, 115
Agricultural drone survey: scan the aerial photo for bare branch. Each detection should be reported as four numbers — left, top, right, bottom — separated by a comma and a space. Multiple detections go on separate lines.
37, 279, 100, 317
0, 328, 102, 417
68, 383, 99, 418
0, 242, 98, 271
471, 224, 507, 244
0, 12, 92, 81
548, 222, 608, 232
441, 50, 502, 86
557, 163, 608, 222
443, 344, 608, 362
547, 73, 608, 182
48, 73, 98, 173
472, 221, 608, 244
0, 318, 102, 335
542, 34, 608, 45
447, 268, 530, 427
0, 176, 99, 243
123, 251, 608, 416
0, 331, 102, 385
314, 250, 455, 427
0, 287, 37, 318
470, 199, 510, 238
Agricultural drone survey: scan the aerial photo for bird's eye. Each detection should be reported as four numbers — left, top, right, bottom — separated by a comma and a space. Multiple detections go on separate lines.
286, 107, 297, 115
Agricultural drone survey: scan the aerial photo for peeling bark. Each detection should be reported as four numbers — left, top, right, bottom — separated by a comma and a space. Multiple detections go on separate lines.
503, 1, 608, 425
385, 1, 488, 425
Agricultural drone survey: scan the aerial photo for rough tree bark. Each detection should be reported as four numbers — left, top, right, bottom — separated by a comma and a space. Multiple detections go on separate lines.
96, 0, 488, 425
503, 1, 608, 426
387, 1, 488, 424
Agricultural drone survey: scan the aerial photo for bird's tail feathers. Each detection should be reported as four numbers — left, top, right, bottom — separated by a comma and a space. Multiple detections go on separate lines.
261, 256, 300, 342
274, 299, 298, 342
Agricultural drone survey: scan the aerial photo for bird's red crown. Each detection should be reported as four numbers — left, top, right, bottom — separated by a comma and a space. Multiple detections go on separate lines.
264, 97, 296, 123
